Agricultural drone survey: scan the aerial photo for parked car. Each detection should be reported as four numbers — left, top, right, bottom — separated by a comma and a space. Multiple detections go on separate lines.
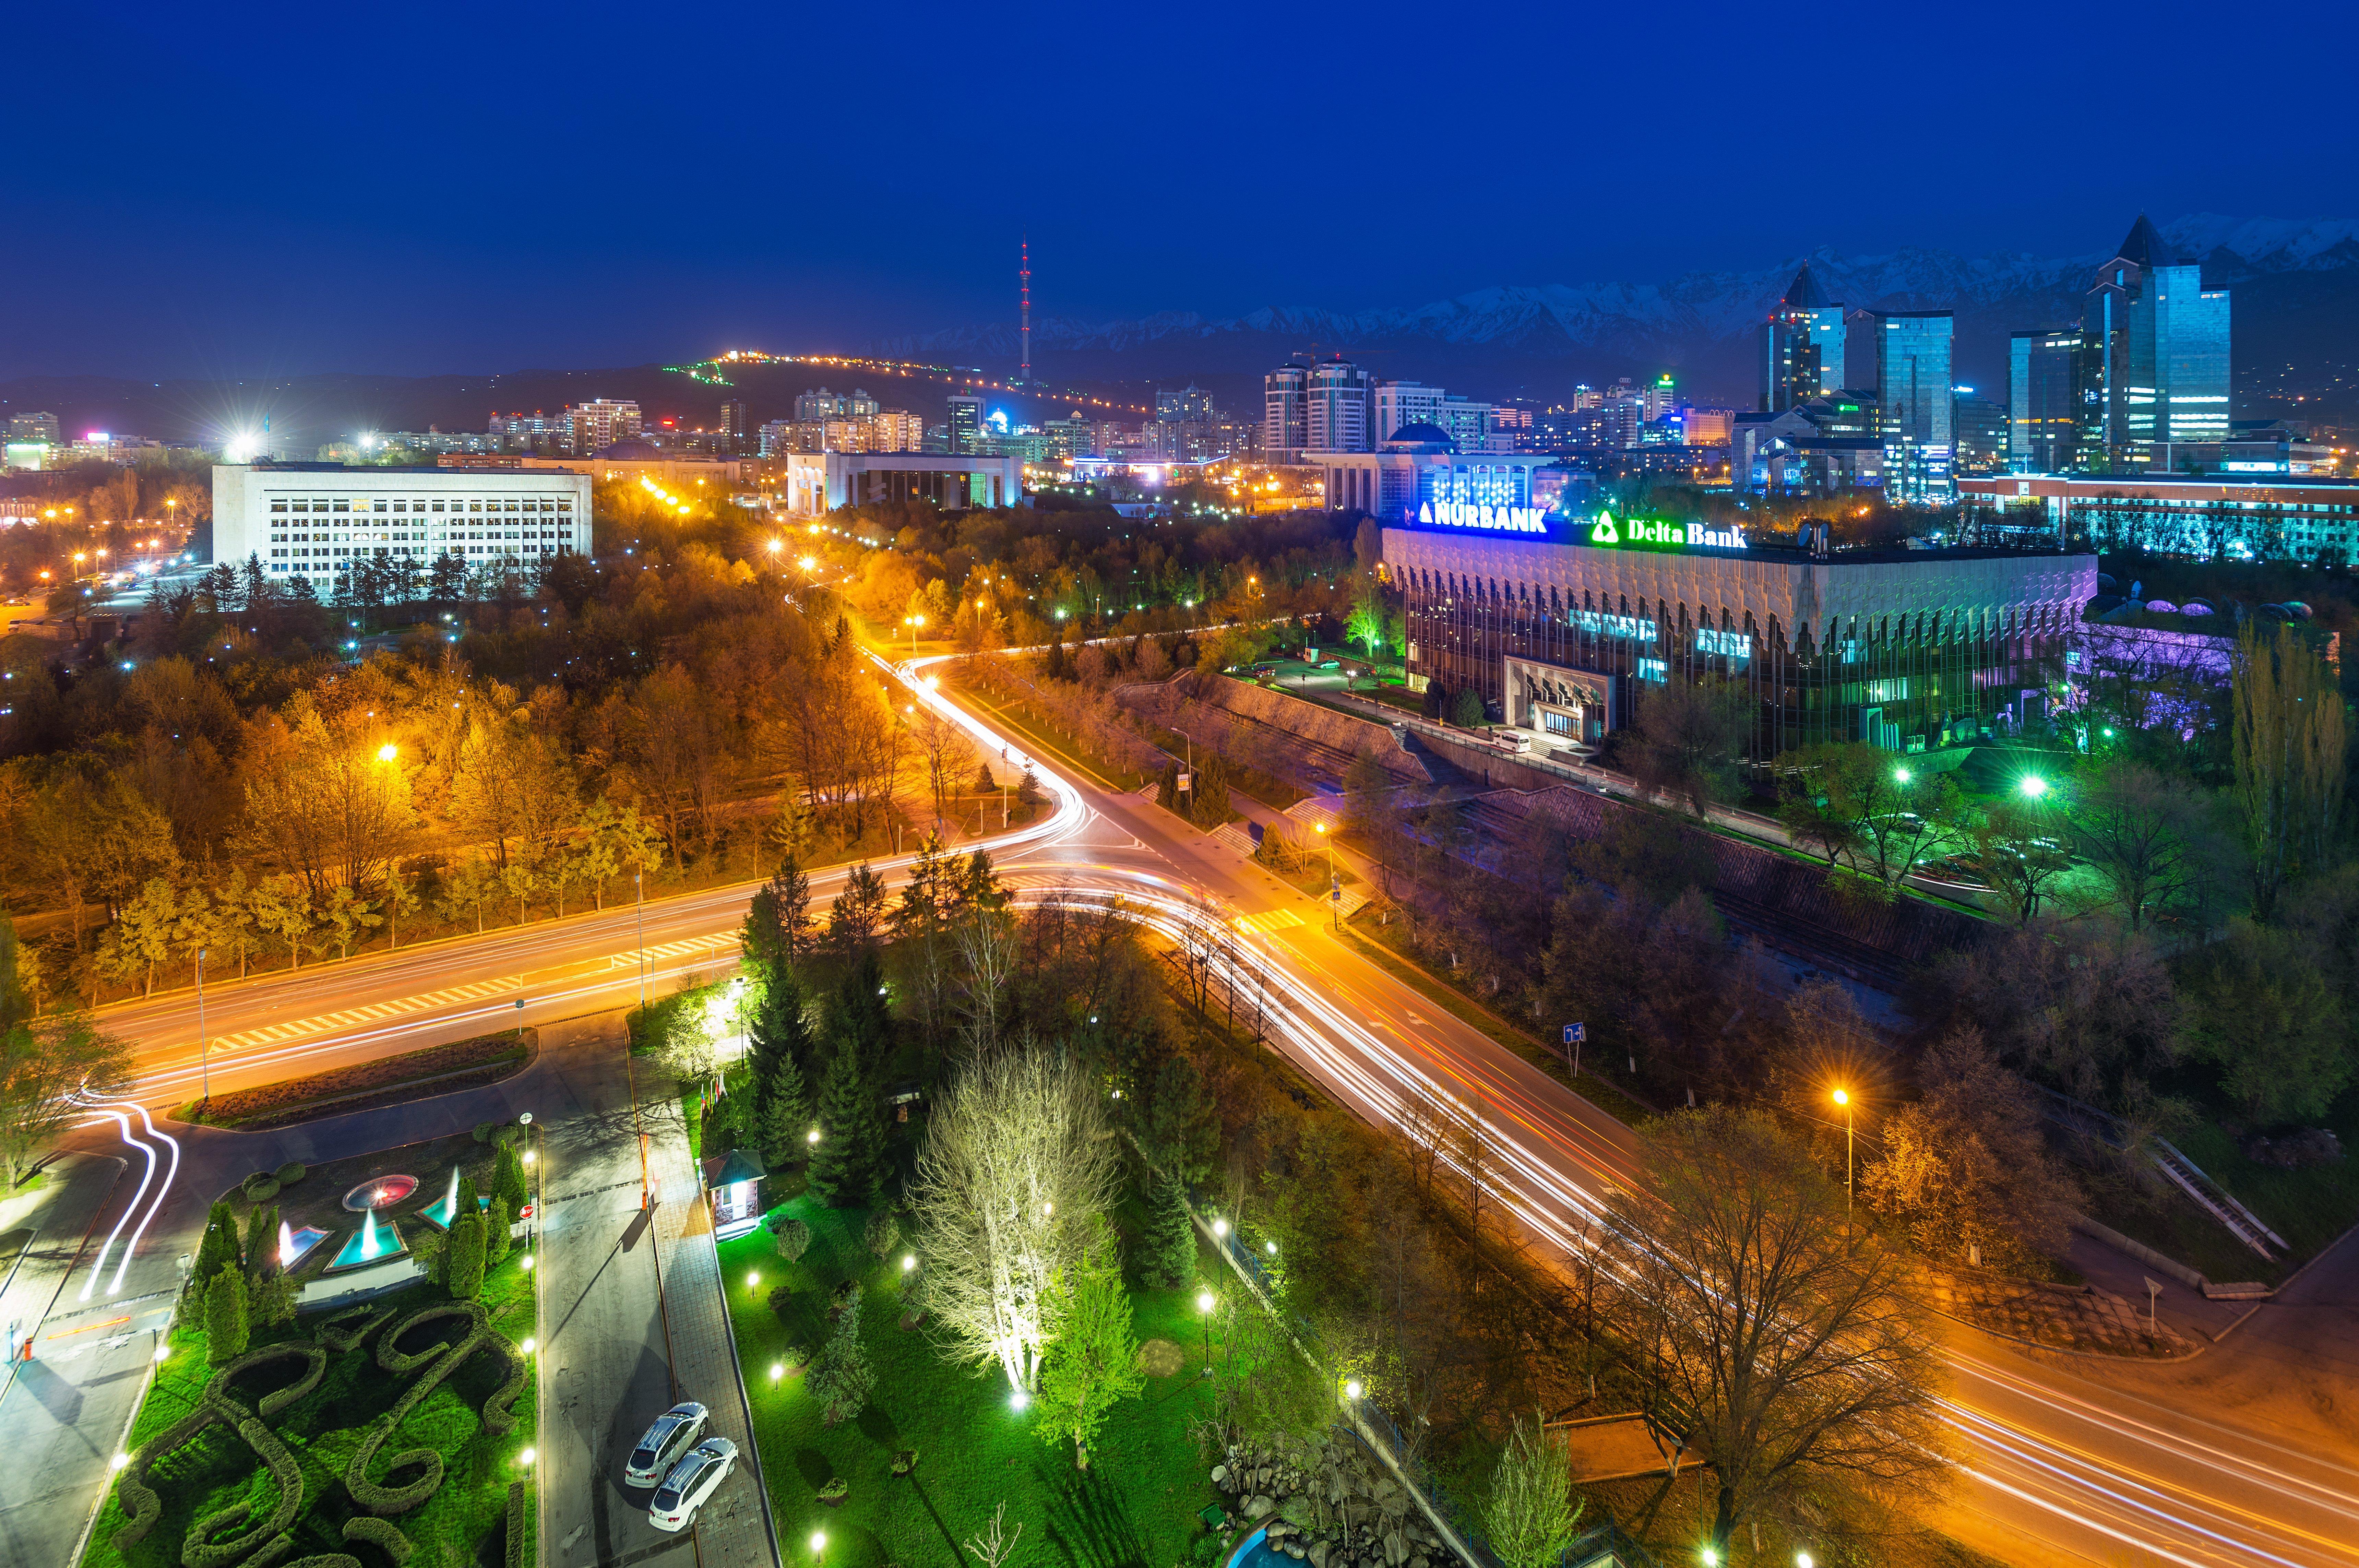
624, 1402, 710, 1489
649, 1437, 739, 1532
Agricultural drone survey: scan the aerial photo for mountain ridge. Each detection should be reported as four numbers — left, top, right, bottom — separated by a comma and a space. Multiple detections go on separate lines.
872, 215, 2359, 410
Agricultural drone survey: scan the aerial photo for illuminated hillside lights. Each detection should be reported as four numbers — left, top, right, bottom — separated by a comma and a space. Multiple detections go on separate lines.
2019, 775, 2049, 799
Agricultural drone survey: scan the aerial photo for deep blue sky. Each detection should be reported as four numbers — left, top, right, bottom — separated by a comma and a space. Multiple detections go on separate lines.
4, 0, 2348, 380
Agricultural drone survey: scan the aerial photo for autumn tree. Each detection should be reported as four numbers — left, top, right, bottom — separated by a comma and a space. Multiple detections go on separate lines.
1863, 1026, 2081, 1270
1609, 1107, 1946, 1556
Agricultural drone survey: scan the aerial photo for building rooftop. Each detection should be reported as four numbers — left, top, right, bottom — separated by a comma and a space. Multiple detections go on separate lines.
1779, 262, 1833, 310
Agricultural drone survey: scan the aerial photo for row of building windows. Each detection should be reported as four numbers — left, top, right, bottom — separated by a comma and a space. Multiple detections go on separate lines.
1392, 566, 2076, 650
267, 496, 574, 514
265, 542, 572, 572
267, 529, 575, 544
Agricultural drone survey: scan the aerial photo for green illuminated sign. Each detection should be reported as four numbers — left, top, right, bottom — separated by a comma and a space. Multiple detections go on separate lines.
1584, 510, 1747, 553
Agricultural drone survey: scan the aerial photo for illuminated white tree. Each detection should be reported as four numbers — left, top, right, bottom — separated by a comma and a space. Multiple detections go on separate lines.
909, 1048, 1119, 1393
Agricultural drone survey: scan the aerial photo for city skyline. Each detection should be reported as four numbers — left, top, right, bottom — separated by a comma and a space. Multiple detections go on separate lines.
5, 0, 2354, 381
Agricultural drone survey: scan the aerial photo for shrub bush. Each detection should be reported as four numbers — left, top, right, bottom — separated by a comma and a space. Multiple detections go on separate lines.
473, 1121, 500, 1143
505, 1480, 527, 1568
347, 1420, 446, 1517
771, 1216, 811, 1261
243, 1176, 280, 1203
446, 1213, 487, 1301
818, 1476, 848, 1502
766, 1283, 797, 1318
204, 1269, 250, 1364
380, 1303, 482, 1375
481, 1337, 531, 1437
863, 1210, 901, 1260
272, 1162, 306, 1186
315, 1304, 391, 1352
342, 1516, 414, 1563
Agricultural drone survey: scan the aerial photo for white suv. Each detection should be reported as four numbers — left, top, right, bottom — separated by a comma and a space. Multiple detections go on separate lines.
649, 1438, 739, 1532
624, 1402, 709, 1489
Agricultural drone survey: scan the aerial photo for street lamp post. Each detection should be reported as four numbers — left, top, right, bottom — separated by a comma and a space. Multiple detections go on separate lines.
195, 948, 208, 1106
1313, 822, 1338, 927
634, 870, 647, 1009
1195, 1290, 1215, 1377
1832, 1088, 1853, 1226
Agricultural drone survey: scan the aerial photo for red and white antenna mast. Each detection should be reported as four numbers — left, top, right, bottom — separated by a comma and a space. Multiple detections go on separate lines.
1019, 235, 1032, 384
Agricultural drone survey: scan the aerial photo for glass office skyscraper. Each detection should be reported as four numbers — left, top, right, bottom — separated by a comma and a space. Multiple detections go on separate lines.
2009, 329, 2080, 472
1758, 263, 1847, 412
2076, 215, 2231, 472
1849, 309, 1954, 500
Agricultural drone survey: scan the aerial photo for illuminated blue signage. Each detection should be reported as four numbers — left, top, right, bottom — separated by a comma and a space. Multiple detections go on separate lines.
1696, 628, 1751, 659
1571, 610, 1656, 641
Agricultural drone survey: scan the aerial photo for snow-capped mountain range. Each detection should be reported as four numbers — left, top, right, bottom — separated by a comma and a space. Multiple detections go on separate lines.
874, 215, 2359, 411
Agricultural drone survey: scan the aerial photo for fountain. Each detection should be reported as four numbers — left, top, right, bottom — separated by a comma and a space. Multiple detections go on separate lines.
340, 1174, 418, 1212
276, 1220, 331, 1272
420, 1167, 463, 1231
325, 1203, 409, 1272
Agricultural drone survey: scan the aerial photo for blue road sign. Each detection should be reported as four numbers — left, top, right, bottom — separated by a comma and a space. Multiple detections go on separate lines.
1563, 1023, 1586, 1045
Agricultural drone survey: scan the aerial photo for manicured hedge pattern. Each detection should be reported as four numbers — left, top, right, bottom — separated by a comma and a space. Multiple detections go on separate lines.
110, 1286, 531, 1559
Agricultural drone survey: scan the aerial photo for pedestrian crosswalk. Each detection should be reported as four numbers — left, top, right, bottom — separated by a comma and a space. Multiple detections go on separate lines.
210, 932, 744, 1054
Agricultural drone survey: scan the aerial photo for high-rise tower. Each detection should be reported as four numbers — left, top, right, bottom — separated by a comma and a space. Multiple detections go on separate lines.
1018, 237, 1032, 385
1758, 263, 1846, 412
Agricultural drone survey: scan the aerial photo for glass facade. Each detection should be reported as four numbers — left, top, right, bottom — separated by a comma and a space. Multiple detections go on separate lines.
2009, 329, 2079, 472
2075, 250, 2232, 472
1392, 538, 2084, 760
1759, 305, 1846, 411
1850, 310, 1954, 500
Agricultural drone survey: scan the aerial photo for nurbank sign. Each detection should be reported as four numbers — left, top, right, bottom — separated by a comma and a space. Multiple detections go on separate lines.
1415, 500, 1550, 534
1586, 512, 1747, 553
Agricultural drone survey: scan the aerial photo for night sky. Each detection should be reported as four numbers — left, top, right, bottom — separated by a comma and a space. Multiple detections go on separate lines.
5, 0, 2347, 380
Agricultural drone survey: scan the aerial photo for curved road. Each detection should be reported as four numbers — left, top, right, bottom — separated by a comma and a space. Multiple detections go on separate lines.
51, 649, 2359, 1568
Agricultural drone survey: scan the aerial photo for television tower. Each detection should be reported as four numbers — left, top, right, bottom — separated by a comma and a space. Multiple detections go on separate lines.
1018, 236, 1032, 385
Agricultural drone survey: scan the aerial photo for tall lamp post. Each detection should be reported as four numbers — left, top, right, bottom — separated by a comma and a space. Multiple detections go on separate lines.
1313, 822, 1339, 927
194, 948, 208, 1107
1832, 1088, 1853, 1227
1195, 1290, 1216, 1377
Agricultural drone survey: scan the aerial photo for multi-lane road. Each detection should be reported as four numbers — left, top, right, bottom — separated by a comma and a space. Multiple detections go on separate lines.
41, 648, 2359, 1567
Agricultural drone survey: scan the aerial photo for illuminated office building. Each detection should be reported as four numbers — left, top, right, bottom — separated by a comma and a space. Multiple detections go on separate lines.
1951, 388, 2008, 476
1263, 363, 1309, 456
1849, 309, 1954, 500
2075, 214, 2231, 473
1758, 263, 1847, 412
2009, 329, 2080, 472
1304, 357, 1373, 453
1386, 508, 2091, 757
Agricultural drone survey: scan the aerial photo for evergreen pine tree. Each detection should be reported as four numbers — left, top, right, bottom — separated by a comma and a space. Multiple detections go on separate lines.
455, 1171, 481, 1222
807, 1291, 874, 1426
749, 965, 815, 1152
758, 1063, 812, 1169
205, 1267, 250, 1364
194, 1199, 241, 1285
484, 1197, 512, 1266
832, 950, 894, 1077
808, 1037, 885, 1209
1141, 1173, 1197, 1288
446, 1212, 487, 1300
493, 1143, 530, 1216
242, 1203, 278, 1276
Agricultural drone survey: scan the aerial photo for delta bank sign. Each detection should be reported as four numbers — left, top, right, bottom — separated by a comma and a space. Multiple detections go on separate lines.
1409, 503, 1748, 554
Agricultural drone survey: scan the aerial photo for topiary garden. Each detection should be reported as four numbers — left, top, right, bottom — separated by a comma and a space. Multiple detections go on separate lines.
80, 1144, 537, 1568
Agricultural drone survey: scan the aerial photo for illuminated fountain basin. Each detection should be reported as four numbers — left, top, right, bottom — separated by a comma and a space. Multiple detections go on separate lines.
341, 1175, 418, 1212
279, 1224, 331, 1271
420, 1167, 463, 1231
326, 1209, 408, 1272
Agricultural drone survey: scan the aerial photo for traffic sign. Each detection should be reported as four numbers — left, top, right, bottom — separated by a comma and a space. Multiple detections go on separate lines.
1563, 1023, 1586, 1045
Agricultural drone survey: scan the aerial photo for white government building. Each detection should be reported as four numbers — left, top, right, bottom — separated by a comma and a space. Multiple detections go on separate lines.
212, 463, 593, 587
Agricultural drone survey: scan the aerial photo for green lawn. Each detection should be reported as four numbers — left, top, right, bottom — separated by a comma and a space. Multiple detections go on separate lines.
718, 1198, 1224, 1568
82, 1256, 536, 1568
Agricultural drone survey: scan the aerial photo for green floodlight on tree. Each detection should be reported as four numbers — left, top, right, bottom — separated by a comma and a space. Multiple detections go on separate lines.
1893, 767, 1911, 784
2020, 775, 2049, 799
